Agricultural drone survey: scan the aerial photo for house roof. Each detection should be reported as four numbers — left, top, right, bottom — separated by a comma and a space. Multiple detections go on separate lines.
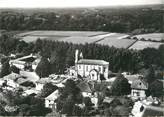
77, 81, 92, 93
103, 97, 114, 104
36, 78, 51, 84
15, 78, 28, 85
131, 79, 148, 90
77, 59, 109, 65
124, 74, 142, 84
45, 90, 59, 101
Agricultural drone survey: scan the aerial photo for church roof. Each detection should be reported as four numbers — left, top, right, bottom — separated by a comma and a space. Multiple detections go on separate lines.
77, 59, 109, 65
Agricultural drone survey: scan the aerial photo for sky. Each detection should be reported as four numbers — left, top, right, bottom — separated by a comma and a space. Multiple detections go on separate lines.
0, 0, 162, 8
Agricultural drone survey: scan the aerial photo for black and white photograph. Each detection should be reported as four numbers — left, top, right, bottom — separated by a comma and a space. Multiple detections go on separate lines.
0, 0, 163, 116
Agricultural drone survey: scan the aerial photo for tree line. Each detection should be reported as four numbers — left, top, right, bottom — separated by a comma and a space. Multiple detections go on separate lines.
0, 34, 163, 75
0, 7, 163, 34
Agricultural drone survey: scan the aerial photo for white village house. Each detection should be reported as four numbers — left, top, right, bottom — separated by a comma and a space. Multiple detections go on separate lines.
9, 54, 40, 70
45, 89, 60, 108
131, 78, 148, 100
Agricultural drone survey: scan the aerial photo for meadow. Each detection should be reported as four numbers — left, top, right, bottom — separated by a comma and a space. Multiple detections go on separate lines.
132, 33, 164, 41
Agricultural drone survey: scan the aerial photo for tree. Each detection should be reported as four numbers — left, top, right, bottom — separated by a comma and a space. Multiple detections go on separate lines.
35, 57, 51, 78
63, 79, 80, 96
111, 74, 131, 96
83, 97, 93, 107
111, 105, 130, 117
56, 80, 81, 115
50, 49, 66, 74
40, 83, 58, 98
72, 105, 82, 116
149, 80, 163, 98
61, 95, 75, 115
0, 60, 10, 78
158, 45, 164, 67
144, 66, 155, 84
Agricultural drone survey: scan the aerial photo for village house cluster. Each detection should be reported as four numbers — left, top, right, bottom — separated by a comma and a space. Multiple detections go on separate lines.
0, 50, 163, 117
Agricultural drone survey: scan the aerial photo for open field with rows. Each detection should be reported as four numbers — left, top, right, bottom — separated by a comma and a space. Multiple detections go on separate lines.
132, 33, 164, 41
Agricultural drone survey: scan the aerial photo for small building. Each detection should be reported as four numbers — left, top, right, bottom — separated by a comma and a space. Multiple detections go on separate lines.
45, 89, 60, 108
35, 78, 51, 91
124, 74, 143, 84
77, 81, 99, 107
103, 97, 115, 105
0, 72, 29, 90
67, 66, 77, 76
131, 79, 148, 100
22, 89, 39, 96
76, 59, 109, 80
35, 77, 65, 91
77, 81, 93, 97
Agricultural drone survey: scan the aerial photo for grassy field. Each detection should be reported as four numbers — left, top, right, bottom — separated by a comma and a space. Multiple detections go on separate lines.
129, 41, 163, 50
132, 33, 164, 41
21, 35, 68, 43
97, 37, 136, 49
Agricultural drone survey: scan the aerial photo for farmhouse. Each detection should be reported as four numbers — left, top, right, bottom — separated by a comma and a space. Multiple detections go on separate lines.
76, 59, 109, 80
9, 54, 40, 70
131, 78, 148, 100
45, 89, 60, 108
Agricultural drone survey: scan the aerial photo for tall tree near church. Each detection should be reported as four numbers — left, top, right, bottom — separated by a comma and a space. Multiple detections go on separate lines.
35, 57, 51, 78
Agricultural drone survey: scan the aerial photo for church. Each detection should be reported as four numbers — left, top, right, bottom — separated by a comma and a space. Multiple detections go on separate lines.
69, 50, 109, 81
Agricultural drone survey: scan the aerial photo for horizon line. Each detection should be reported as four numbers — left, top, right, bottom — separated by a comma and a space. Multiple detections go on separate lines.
0, 3, 163, 9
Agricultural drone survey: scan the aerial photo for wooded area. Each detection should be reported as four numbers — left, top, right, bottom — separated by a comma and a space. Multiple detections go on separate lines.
0, 6, 163, 34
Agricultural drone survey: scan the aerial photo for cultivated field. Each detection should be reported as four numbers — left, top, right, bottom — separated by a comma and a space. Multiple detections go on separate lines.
58, 36, 95, 44
17, 31, 108, 37
129, 41, 163, 50
57, 33, 122, 44
132, 33, 164, 41
16, 31, 164, 50
97, 37, 136, 49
